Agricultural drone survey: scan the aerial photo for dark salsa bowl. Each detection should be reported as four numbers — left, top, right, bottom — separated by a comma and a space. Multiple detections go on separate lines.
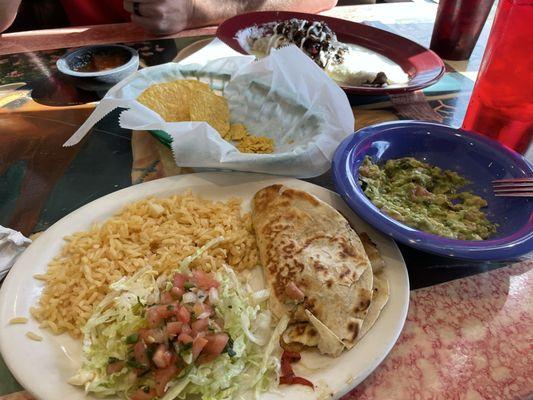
56, 45, 139, 91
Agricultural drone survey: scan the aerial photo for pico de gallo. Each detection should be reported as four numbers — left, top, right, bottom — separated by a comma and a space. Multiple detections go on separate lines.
113, 269, 230, 399
69, 238, 289, 400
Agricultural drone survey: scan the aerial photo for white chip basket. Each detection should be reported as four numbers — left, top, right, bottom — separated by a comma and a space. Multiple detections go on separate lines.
64, 46, 354, 178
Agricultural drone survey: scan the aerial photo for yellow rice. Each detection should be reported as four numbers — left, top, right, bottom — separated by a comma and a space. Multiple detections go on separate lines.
9, 317, 28, 325
31, 192, 259, 338
26, 331, 43, 341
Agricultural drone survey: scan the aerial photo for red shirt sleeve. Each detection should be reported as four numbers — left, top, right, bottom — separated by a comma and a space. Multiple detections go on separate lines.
59, 0, 131, 26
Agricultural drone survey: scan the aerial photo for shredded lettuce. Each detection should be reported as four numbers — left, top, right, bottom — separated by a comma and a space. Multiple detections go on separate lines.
179, 236, 224, 273
68, 266, 158, 395
172, 268, 286, 400
69, 242, 285, 400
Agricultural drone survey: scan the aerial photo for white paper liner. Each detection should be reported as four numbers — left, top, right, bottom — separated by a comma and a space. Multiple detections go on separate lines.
64, 44, 354, 178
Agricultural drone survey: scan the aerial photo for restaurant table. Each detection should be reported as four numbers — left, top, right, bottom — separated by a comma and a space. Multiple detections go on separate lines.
0, 2, 532, 400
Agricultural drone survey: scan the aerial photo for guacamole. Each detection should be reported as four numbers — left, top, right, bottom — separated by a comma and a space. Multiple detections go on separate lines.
358, 156, 497, 240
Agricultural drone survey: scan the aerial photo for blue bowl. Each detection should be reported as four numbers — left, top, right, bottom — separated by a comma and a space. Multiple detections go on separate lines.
332, 121, 533, 260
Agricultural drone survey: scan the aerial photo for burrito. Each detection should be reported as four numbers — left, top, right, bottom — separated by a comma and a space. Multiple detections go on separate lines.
252, 185, 376, 357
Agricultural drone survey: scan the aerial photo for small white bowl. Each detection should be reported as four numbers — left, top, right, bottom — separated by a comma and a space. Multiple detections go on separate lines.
56, 44, 139, 91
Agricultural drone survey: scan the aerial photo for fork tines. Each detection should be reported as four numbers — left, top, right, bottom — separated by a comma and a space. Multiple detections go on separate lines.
492, 177, 533, 197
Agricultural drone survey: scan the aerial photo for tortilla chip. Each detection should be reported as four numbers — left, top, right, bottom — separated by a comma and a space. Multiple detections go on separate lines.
236, 135, 274, 154
137, 81, 191, 122
180, 80, 211, 92
229, 123, 248, 141
138, 79, 277, 153
189, 90, 230, 135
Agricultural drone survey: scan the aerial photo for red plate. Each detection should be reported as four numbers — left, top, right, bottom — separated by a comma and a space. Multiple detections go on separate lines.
217, 11, 445, 95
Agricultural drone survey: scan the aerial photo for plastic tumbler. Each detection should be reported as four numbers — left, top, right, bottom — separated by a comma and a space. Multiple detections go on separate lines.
462, 0, 533, 155
430, 0, 495, 60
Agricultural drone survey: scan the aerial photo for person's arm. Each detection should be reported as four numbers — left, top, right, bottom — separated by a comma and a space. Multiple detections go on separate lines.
191, 0, 338, 28
0, 0, 22, 33
124, 0, 338, 36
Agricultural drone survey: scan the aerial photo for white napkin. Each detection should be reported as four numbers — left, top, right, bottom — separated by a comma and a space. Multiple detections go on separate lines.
0, 226, 31, 280
178, 38, 245, 65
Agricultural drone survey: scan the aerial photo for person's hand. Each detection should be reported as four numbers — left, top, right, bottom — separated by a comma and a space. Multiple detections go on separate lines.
123, 0, 194, 35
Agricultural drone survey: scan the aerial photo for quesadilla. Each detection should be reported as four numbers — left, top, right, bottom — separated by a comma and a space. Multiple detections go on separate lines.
252, 185, 376, 357
360, 232, 386, 274
359, 272, 389, 338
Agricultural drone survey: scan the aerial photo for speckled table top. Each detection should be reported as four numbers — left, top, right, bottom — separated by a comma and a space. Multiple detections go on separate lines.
345, 260, 533, 400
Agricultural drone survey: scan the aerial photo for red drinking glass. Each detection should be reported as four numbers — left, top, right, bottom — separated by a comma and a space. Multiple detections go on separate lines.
462, 0, 533, 155
430, 0, 495, 60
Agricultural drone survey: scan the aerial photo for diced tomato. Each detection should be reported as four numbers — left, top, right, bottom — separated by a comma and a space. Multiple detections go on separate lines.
130, 387, 157, 400
154, 364, 179, 397
146, 306, 166, 327
203, 333, 229, 357
134, 340, 150, 366
106, 360, 125, 375
192, 336, 209, 361
191, 318, 209, 336
139, 328, 167, 344
181, 324, 192, 335
177, 333, 193, 344
213, 317, 225, 330
147, 303, 179, 328
160, 291, 174, 304
152, 344, 173, 369
413, 185, 431, 198
171, 286, 183, 299
172, 273, 189, 290
166, 321, 182, 337
202, 302, 213, 315
176, 306, 190, 324
164, 304, 177, 317
166, 302, 181, 318
191, 270, 219, 291
285, 281, 305, 301
138, 328, 150, 342
146, 306, 162, 328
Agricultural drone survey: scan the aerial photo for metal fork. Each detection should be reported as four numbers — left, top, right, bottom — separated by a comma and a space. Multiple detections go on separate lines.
492, 177, 533, 197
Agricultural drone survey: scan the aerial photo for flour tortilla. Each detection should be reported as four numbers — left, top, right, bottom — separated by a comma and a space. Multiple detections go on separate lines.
305, 310, 345, 357
360, 232, 386, 274
252, 185, 374, 356
360, 273, 389, 340
282, 271, 390, 351
282, 322, 320, 349
357, 235, 390, 340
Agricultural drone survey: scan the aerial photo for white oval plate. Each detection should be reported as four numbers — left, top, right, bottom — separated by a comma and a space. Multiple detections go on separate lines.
0, 172, 409, 400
